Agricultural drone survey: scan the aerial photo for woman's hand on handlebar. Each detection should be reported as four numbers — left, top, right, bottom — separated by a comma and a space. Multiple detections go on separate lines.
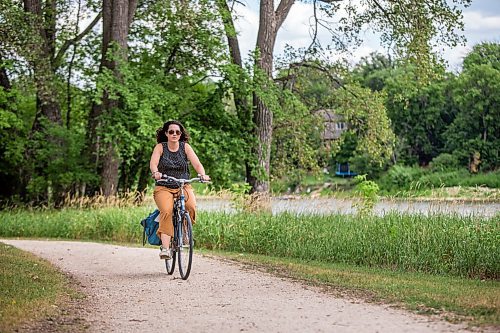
151, 171, 162, 180
199, 174, 210, 182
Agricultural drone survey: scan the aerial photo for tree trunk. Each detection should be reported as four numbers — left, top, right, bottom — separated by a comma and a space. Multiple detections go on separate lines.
216, 0, 243, 67
250, 0, 293, 195
24, 0, 62, 128
20, 0, 62, 203
216, 0, 254, 189
89, 0, 137, 196
217, 0, 293, 198
0, 57, 12, 93
85, 0, 112, 174
101, 142, 120, 196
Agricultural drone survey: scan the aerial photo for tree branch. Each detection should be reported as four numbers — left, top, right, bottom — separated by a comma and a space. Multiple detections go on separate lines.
53, 11, 102, 69
275, 0, 295, 32
217, 0, 242, 66
371, 0, 398, 29
285, 61, 360, 98
292, 61, 343, 87
370, 0, 412, 49
190, 75, 209, 87
305, 0, 320, 54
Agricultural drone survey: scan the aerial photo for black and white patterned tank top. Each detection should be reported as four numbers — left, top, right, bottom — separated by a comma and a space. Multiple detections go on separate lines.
156, 142, 190, 188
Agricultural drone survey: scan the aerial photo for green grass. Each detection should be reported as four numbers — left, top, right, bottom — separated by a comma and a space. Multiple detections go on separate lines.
207, 250, 499, 326
271, 173, 355, 196
0, 206, 153, 243
0, 243, 81, 332
419, 169, 500, 189
195, 211, 500, 279
1, 207, 498, 279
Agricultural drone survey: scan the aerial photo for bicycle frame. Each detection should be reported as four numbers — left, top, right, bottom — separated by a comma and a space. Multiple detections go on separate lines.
172, 186, 189, 249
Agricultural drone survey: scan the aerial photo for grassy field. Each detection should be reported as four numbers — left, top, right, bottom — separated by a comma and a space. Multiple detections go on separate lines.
0, 207, 498, 278
0, 243, 82, 332
195, 211, 499, 279
0, 206, 498, 328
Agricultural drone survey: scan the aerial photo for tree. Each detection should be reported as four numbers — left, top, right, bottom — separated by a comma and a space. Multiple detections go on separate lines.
331, 84, 395, 175
0, 56, 25, 200
275, 60, 394, 177
87, 0, 137, 196
384, 64, 454, 165
352, 52, 394, 92
83, 0, 237, 197
0, 0, 100, 203
216, 0, 254, 185
1, 0, 100, 129
218, 0, 471, 198
445, 43, 500, 170
462, 42, 500, 71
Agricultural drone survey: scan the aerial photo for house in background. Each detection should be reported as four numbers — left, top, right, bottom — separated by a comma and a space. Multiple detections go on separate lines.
314, 109, 347, 146
313, 109, 357, 177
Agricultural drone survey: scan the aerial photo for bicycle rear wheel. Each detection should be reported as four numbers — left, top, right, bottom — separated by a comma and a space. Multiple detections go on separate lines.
177, 214, 193, 280
164, 238, 176, 274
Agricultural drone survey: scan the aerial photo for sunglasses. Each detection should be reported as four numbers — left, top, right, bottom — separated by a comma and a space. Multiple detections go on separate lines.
168, 130, 182, 136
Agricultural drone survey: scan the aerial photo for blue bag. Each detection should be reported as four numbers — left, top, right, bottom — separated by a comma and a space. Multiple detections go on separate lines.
140, 209, 161, 246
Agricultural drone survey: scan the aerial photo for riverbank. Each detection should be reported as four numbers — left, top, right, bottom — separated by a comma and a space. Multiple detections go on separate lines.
277, 185, 500, 203
195, 196, 500, 217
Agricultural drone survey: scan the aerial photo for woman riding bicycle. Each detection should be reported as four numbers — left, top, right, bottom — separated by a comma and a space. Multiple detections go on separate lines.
149, 120, 210, 260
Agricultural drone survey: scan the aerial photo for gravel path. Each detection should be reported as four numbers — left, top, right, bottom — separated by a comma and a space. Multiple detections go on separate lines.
2, 239, 474, 333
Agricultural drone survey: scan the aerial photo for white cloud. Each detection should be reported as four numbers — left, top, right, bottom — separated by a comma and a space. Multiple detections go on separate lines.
463, 11, 500, 32
233, 3, 259, 59
440, 44, 470, 72
279, 2, 316, 42
442, 10, 500, 70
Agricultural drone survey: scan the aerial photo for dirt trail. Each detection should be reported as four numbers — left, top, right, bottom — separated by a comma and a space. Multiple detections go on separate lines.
2, 239, 474, 333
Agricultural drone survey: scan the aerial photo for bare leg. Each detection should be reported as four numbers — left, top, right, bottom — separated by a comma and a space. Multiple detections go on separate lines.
160, 233, 171, 249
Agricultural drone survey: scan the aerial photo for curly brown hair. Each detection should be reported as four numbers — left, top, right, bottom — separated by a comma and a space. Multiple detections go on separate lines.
156, 120, 190, 143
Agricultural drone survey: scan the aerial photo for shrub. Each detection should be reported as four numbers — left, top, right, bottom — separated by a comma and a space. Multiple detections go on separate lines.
377, 165, 425, 191
417, 169, 500, 189
430, 153, 460, 172
353, 175, 379, 215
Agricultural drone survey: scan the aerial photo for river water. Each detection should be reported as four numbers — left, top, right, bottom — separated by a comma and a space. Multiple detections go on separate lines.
197, 197, 500, 217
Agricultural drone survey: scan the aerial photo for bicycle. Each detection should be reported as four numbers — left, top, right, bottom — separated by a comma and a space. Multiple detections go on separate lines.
158, 174, 206, 280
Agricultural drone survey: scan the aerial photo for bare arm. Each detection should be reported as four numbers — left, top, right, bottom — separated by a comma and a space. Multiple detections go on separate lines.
149, 143, 163, 180
185, 143, 210, 181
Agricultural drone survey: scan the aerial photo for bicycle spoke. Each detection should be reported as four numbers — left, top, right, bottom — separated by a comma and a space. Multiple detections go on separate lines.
178, 214, 193, 280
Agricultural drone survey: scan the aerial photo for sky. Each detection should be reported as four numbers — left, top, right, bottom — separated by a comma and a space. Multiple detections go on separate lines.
231, 0, 500, 71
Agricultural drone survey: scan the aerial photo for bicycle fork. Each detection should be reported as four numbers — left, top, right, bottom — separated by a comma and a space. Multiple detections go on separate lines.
175, 191, 191, 251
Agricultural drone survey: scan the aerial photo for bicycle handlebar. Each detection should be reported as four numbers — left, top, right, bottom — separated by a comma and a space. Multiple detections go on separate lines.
158, 174, 208, 185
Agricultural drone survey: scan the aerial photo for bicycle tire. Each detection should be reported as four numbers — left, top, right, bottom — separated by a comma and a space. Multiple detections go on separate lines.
165, 238, 176, 274
177, 213, 193, 280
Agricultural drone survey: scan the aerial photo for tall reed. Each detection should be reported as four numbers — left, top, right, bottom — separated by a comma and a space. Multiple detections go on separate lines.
195, 211, 499, 279
1, 207, 497, 279
0, 207, 151, 243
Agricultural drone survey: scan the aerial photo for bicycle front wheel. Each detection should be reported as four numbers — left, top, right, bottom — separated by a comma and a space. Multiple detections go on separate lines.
165, 238, 176, 275
177, 213, 193, 280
